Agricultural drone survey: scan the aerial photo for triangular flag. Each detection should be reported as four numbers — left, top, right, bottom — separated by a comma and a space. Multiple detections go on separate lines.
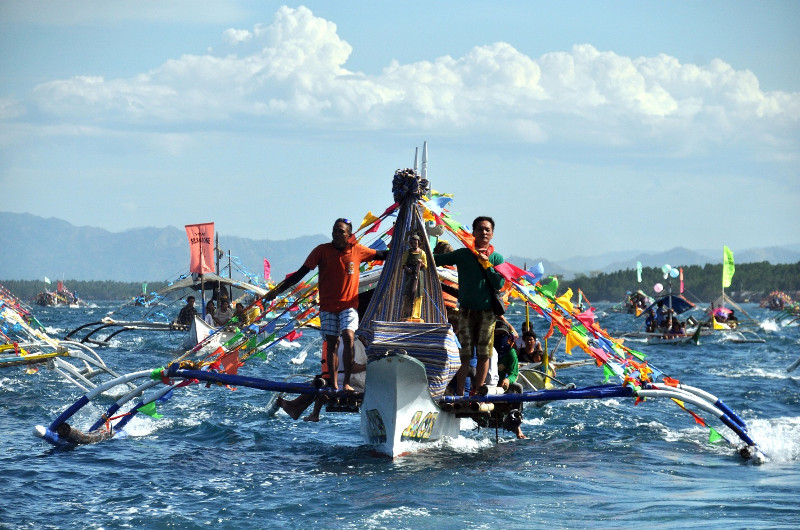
138, 401, 163, 419
220, 350, 240, 375
708, 427, 724, 444
358, 211, 380, 231
285, 329, 303, 342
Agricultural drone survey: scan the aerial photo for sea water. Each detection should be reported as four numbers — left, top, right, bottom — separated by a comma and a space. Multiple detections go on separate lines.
1, 303, 799, 528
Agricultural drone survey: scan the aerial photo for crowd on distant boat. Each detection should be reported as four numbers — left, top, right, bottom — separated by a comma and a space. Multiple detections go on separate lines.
644, 301, 687, 337
760, 291, 798, 313
33, 280, 85, 307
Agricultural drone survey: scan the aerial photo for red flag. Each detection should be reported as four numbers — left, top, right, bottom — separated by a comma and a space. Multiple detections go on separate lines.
543, 316, 556, 340
382, 203, 399, 215
263, 258, 271, 280
220, 350, 240, 375
679, 267, 684, 293
365, 219, 381, 234
575, 308, 596, 329
494, 261, 528, 282
284, 330, 303, 342
185, 223, 215, 274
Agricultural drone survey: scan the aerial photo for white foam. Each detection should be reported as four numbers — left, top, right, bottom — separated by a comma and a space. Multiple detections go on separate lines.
760, 320, 779, 332
746, 416, 800, 463
365, 507, 431, 525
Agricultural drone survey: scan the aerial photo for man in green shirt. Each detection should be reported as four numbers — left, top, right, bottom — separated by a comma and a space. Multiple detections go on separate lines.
434, 216, 505, 396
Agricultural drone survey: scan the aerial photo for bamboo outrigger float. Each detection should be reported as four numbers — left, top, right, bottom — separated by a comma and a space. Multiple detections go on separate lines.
34, 146, 766, 462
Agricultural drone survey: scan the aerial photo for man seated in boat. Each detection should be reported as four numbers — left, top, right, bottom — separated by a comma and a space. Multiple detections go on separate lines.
276, 336, 368, 422
517, 331, 543, 362
664, 319, 687, 339
265, 218, 388, 391
174, 296, 197, 328
204, 301, 215, 326
213, 297, 234, 327
233, 302, 247, 325
726, 310, 738, 328
493, 324, 526, 439
513, 321, 533, 351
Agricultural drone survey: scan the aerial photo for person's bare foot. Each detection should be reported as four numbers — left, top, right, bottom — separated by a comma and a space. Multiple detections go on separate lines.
343, 384, 354, 392
277, 397, 302, 420
303, 415, 319, 422
516, 430, 527, 439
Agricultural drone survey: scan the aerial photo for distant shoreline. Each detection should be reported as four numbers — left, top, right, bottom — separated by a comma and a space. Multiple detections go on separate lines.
4, 259, 799, 303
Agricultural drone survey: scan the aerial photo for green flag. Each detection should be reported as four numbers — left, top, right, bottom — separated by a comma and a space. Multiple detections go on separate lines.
602, 363, 615, 382
722, 246, 735, 288
539, 276, 559, 299
138, 402, 163, 419
224, 332, 244, 348
708, 427, 723, 444
628, 348, 646, 361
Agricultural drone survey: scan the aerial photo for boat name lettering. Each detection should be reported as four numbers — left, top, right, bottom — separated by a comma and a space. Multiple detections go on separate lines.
401, 411, 437, 441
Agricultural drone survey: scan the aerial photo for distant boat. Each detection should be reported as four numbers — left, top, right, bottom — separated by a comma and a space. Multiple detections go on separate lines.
34, 280, 87, 308
64, 272, 269, 347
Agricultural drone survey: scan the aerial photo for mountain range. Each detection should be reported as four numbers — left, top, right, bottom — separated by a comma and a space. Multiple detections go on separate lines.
2, 211, 798, 282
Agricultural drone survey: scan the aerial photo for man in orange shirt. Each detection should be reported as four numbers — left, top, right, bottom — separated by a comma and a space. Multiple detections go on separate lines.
266, 218, 388, 390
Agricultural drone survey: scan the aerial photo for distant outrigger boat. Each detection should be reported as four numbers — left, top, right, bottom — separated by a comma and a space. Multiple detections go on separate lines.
35, 145, 766, 462
65, 273, 269, 347
702, 247, 765, 344
34, 280, 87, 308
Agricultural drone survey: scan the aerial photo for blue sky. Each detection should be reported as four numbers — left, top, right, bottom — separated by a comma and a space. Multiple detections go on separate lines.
1, 1, 798, 266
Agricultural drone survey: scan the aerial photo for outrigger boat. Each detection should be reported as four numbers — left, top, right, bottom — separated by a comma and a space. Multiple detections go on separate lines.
34, 279, 87, 308
618, 294, 707, 345
701, 247, 765, 344
64, 272, 268, 347
1, 298, 135, 395
34, 149, 766, 462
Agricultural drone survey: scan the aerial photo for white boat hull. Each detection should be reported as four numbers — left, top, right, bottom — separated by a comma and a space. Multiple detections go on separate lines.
182, 315, 236, 354
361, 353, 459, 457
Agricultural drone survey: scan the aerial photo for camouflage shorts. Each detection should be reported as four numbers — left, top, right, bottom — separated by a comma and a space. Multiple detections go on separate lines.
456, 308, 497, 361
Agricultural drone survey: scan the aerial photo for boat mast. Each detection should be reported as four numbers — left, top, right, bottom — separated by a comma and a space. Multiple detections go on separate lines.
421, 141, 428, 181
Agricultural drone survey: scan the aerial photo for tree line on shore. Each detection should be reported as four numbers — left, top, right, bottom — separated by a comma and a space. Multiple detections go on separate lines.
3, 260, 799, 304
2, 280, 169, 302
565, 261, 800, 303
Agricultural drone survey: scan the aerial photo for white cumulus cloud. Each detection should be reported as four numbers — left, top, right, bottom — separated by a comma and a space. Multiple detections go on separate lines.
24, 6, 799, 156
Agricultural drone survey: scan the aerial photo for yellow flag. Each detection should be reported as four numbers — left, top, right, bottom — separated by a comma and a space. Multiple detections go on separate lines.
358, 211, 380, 231
565, 331, 578, 354
556, 288, 574, 313
564, 330, 585, 355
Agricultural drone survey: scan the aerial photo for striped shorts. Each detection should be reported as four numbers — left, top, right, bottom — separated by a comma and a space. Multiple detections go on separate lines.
320, 308, 359, 338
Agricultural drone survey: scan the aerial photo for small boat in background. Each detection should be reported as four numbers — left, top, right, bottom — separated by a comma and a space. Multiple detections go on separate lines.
34, 279, 87, 308
64, 273, 268, 347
